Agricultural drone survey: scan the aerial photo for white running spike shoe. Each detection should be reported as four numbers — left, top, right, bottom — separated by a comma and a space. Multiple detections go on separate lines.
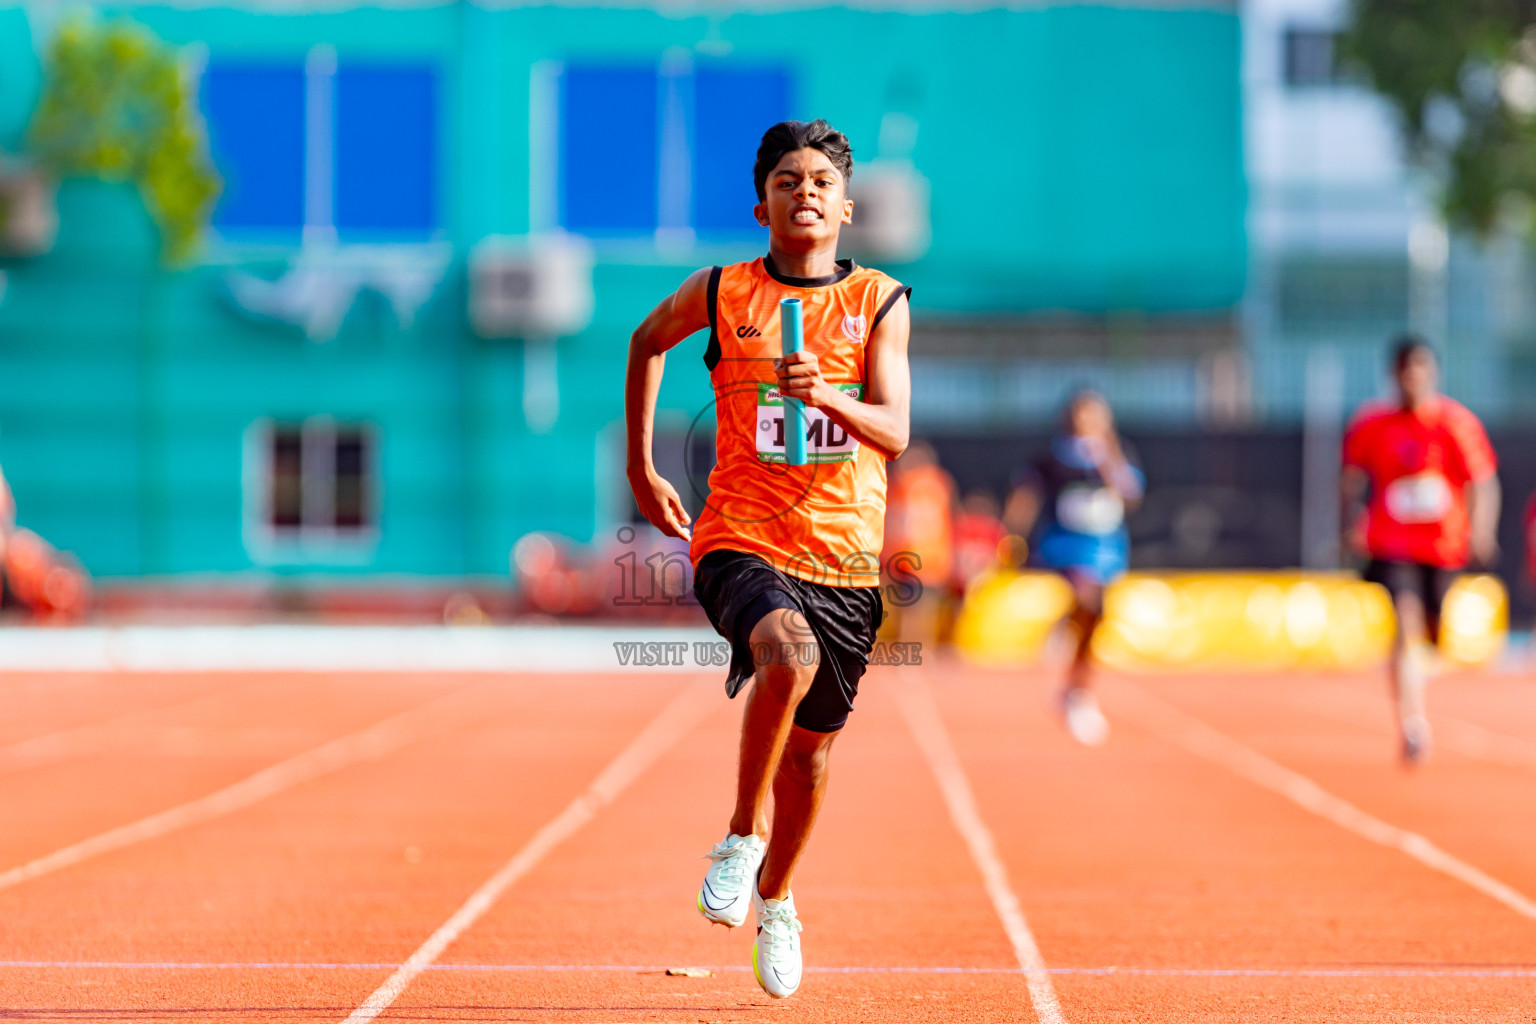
751, 886, 803, 999
1062, 687, 1110, 747
697, 833, 766, 928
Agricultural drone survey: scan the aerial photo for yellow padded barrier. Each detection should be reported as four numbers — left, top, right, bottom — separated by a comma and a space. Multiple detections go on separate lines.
1093, 573, 1394, 671
1438, 573, 1509, 667
954, 570, 1507, 671
950, 570, 1075, 667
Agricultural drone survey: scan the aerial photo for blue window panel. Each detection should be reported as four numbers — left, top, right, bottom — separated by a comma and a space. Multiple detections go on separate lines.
692, 67, 792, 234
561, 66, 658, 234
201, 64, 305, 231
336, 66, 438, 234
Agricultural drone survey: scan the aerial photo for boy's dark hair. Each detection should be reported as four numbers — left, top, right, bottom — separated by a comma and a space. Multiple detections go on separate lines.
1391, 333, 1436, 372
753, 120, 853, 202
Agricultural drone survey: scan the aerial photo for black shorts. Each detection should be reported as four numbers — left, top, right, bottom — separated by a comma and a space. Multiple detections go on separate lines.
1363, 559, 1458, 633
692, 549, 884, 734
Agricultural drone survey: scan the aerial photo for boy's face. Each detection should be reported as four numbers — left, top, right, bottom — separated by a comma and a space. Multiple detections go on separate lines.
1396, 349, 1438, 407
1069, 396, 1111, 438
754, 147, 853, 245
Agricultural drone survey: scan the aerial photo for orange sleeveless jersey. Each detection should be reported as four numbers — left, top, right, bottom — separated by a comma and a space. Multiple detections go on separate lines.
689, 257, 909, 588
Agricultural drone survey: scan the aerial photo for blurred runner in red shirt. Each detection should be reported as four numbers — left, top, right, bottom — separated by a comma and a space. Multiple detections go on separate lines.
951, 489, 1008, 596
1525, 495, 1536, 597
1342, 338, 1500, 765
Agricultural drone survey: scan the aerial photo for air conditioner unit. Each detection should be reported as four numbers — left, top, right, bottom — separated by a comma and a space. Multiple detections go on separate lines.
469, 233, 595, 339
0, 164, 58, 257
843, 160, 930, 265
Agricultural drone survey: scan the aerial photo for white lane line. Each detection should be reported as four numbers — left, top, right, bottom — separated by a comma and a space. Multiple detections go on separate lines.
1276, 683, 1536, 775
1113, 680, 1536, 922
1433, 716, 1536, 773
6, 960, 1536, 978
0, 624, 717, 673
341, 676, 717, 1024
0, 683, 269, 775
0, 688, 485, 893
891, 673, 1068, 1024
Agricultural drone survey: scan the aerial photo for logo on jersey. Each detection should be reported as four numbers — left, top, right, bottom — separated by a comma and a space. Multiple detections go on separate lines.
735, 324, 762, 338
841, 314, 867, 344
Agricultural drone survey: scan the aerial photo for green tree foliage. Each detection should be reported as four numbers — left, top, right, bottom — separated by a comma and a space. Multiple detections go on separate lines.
27, 18, 220, 263
1345, 1, 1536, 234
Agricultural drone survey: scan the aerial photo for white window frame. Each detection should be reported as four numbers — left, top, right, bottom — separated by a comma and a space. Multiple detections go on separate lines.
243, 415, 380, 565
536, 50, 723, 255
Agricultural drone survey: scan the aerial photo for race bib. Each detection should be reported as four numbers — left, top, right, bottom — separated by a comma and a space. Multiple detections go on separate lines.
756, 383, 862, 464
1056, 484, 1125, 535
1384, 472, 1452, 524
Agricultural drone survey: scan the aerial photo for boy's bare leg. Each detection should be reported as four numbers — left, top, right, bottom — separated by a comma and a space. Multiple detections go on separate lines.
1060, 573, 1109, 745
758, 726, 839, 901
1062, 573, 1104, 691
728, 609, 819, 840
1064, 603, 1101, 693
1391, 591, 1433, 761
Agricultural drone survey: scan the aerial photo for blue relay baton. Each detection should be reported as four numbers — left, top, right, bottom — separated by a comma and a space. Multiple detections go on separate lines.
779, 298, 808, 466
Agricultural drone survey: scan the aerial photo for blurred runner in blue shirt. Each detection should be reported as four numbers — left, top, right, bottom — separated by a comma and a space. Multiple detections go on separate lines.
1006, 390, 1143, 745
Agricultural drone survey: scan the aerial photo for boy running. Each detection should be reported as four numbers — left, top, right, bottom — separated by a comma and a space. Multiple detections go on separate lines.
1342, 337, 1499, 764
1005, 390, 1143, 746
624, 120, 911, 998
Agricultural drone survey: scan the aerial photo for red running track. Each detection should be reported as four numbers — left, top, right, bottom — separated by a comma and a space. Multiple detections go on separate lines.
1, 659, 1534, 1021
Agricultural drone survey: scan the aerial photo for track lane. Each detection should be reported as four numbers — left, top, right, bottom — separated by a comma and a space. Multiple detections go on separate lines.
0, 673, 704, 1021
927, 659, 1536, 1022
892, 671, 1066, 1023
1426, 667, 1536, 735
0, 674, 458, 869
6, 663, 1536, 1021
0, 684, 498, 894
1258, 672, 1536, 774
0, 671, 237, 749
1128, 670, 1536, 905
343, 677, 719, 1022
393, 669, 1038, 1022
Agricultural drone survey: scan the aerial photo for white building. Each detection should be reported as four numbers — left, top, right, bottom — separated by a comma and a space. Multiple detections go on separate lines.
1243, 0, 1514, 422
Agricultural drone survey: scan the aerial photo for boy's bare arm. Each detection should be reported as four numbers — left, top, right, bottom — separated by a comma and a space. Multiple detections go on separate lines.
776, 292, 910, 460
1468, 475, 1501, 567
1340, 465, 1368, 560
1004, 485, 1041, 536
624, 268, 713, 540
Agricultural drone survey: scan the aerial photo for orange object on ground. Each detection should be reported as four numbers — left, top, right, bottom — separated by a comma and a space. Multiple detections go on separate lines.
3, 527, 92, 621
689, 257, 908, 588
1342, 396, 1496, 567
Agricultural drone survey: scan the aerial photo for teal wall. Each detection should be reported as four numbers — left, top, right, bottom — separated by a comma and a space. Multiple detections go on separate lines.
0, 1, 1243, 577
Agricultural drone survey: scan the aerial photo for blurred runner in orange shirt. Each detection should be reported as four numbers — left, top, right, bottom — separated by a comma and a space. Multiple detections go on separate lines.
1342, 337, 1500, 765
883, 441, 955, 644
